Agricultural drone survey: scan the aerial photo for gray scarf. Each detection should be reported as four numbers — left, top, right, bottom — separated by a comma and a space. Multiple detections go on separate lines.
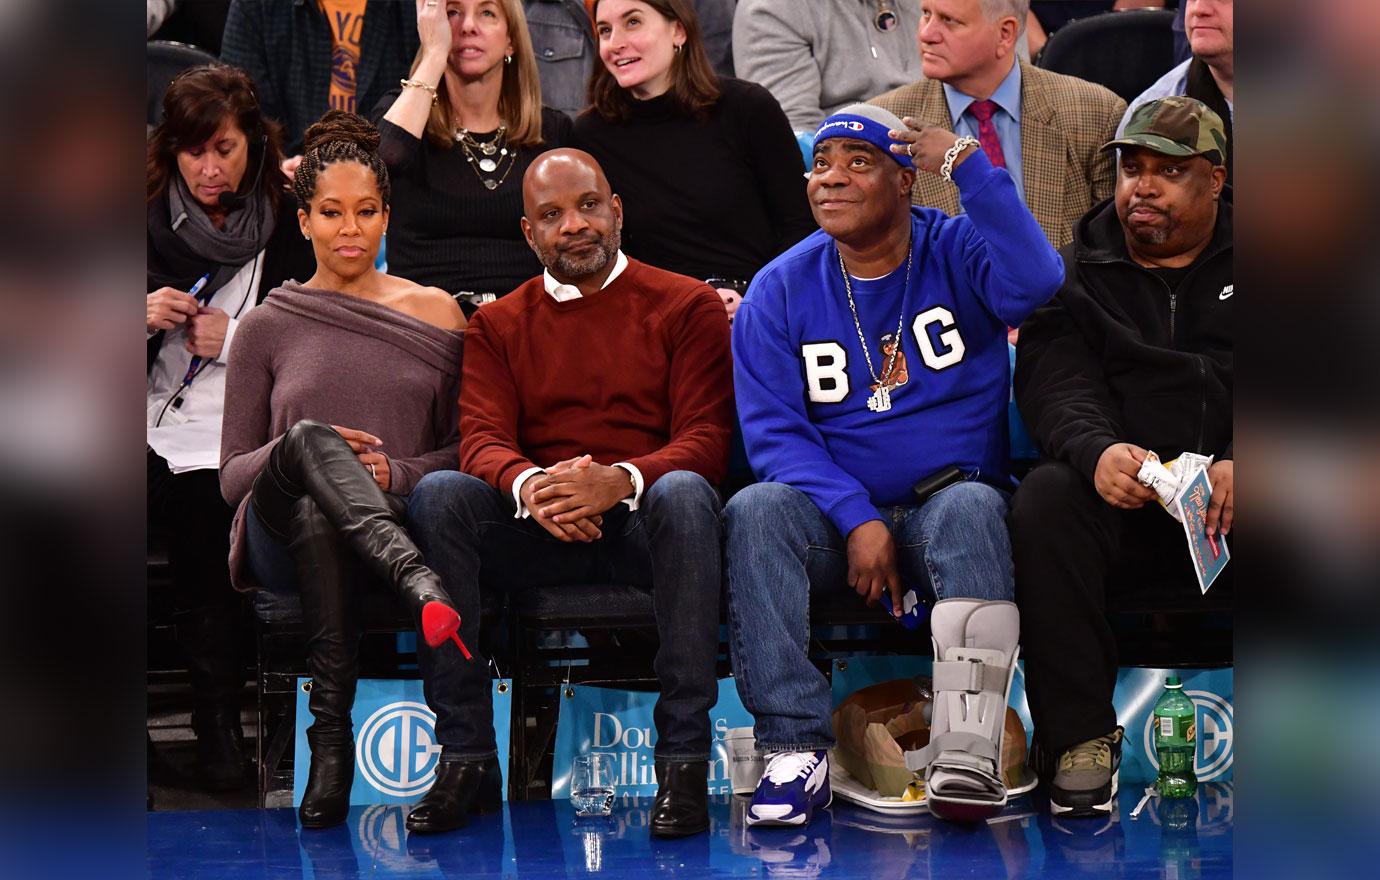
168, 174, 277, 295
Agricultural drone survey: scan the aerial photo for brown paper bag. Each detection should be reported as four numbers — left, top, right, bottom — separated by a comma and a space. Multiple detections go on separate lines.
831, 677, 1027, 798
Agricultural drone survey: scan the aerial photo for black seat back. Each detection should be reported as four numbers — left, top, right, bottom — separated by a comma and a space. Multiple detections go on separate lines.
1035, 9, 1177, 103
147, 39, 219, 127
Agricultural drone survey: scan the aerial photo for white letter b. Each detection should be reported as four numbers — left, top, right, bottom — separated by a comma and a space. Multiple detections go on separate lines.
801, 342, 849, 403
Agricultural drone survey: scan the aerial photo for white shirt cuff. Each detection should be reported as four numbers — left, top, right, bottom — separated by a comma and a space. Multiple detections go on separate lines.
511, 466, 545, 519
214, 316, 240, 365
613, 462, 644, 511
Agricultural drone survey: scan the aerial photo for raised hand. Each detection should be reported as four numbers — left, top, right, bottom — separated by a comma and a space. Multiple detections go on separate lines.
416, 0, 453, 66
887, 117, 976, 177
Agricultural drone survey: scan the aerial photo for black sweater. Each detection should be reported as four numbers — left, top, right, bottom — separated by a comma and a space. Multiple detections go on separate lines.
1015, 192, 1233, 482
572, 77, 816, 283
373, 98, 574, 296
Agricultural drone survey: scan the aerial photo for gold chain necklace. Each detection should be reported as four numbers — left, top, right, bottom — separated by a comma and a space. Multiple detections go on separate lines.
837, 233, 913, 413
453, 124, 517, 190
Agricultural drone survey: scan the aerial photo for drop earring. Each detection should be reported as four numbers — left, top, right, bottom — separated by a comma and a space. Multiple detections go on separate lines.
504, 54, 512, 65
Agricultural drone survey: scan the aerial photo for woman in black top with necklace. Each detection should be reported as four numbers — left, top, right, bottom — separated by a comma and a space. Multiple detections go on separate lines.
573, 0, 814, 315
373, 0, 572, 314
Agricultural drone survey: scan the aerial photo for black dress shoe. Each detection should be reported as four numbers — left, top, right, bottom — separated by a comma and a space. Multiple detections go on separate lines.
299, 743, 354, 829
406, 757, 503, 834
193, 711, 249, 792
651, 761, 709, 838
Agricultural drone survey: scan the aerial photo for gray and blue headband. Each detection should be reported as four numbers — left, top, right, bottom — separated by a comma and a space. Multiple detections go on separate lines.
813, 103, 913, 169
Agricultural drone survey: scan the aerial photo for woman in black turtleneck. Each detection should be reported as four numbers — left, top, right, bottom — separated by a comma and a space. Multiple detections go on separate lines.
573, 0, 814, 318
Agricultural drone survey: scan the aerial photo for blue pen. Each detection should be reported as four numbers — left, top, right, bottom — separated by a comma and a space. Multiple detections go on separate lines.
187, 272, 211, 302
180, 273, 213, 386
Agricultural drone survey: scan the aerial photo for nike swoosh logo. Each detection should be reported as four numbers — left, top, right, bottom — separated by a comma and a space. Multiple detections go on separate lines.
1219, 284, 1234, 300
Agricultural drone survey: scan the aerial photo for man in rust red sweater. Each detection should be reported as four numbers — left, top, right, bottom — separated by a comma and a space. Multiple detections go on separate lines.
404, 149, 734, 838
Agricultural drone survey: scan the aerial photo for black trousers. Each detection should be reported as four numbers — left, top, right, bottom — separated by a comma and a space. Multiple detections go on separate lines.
1008, 461, 1232, 757
147, 447, 245, 712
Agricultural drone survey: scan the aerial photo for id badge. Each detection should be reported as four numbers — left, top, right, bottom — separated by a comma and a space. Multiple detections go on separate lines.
148, 395, 189, 428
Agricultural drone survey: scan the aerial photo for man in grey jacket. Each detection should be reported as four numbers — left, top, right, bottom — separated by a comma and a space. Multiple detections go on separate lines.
733, 0, 924, 131
523, 0, 596, 119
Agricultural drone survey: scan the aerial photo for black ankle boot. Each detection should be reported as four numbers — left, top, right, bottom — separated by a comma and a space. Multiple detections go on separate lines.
191, 704, 248, 791
299, 736, 354, 829
177, 606, 250, 791
405, 757, 503, 834
651, 760, 709, 838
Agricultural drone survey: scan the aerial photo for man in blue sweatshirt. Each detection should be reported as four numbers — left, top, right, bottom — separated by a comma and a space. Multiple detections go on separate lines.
726, 103, 1063, 826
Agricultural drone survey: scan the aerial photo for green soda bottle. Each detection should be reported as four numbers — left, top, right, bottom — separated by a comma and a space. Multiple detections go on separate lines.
1153, 674, 1197, 798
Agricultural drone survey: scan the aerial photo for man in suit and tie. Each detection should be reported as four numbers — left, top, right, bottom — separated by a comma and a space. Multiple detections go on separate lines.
870, 0, 1126, 250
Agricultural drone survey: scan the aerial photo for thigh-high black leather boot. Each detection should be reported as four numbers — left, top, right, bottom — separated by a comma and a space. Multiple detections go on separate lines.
253, 420, 465, 652
289, 494, 364, 829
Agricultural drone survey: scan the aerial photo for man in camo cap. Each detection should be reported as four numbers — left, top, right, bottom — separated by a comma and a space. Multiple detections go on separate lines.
1109, 95, 1229, 175
1008, 96, 1233, 818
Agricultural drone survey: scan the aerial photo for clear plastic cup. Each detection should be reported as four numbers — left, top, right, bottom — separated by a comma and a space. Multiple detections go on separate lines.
570, 753, 615, 817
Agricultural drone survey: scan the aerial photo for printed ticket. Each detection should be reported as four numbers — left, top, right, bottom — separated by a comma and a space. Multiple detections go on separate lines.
1173, 466, 1230, 593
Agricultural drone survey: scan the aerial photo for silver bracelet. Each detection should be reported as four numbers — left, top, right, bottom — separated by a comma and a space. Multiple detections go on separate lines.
941, 136, 980, 182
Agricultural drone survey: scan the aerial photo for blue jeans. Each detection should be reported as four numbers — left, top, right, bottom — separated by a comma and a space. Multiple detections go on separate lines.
244, 503, 296, 595
724, 481, 1013, 752
407, 469, 723, 762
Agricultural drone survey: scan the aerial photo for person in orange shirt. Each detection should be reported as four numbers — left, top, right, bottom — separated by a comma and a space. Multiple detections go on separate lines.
221, 0, 420, 161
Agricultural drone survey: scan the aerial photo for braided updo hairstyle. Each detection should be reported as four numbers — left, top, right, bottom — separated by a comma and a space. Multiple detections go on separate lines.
292, 110, 391, 211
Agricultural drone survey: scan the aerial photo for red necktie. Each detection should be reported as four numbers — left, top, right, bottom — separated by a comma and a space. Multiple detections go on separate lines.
967, 99, 1007, 169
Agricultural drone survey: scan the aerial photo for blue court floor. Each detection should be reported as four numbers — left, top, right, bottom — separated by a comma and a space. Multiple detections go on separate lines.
148, 783, 1232, 878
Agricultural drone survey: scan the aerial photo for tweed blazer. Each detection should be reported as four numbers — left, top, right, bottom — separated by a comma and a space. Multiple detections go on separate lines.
869, 60, 1126, 249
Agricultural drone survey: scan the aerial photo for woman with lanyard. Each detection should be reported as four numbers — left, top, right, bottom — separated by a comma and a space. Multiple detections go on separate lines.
146, 64, 312, 792
573, 0, 816, 322
372, 0, 574, 317
220, 111, 470, 829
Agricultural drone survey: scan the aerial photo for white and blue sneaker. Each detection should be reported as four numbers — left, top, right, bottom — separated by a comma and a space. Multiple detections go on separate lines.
746, 750, 832, 827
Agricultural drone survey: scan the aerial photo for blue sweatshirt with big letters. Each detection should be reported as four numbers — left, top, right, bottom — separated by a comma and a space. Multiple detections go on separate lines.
732, 151, 1064, 537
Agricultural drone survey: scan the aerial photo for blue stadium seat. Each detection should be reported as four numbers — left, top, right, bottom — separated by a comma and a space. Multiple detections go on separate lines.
795, 130, 813, 169
1009, 343, 1038, 464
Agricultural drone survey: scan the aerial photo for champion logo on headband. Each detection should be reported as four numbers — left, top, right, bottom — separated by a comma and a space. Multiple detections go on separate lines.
815, 107, 914, 168
816, 119, 868, 136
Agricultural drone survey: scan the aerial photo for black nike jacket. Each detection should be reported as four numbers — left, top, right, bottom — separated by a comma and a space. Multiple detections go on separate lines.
1014, 191, 1233, 482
